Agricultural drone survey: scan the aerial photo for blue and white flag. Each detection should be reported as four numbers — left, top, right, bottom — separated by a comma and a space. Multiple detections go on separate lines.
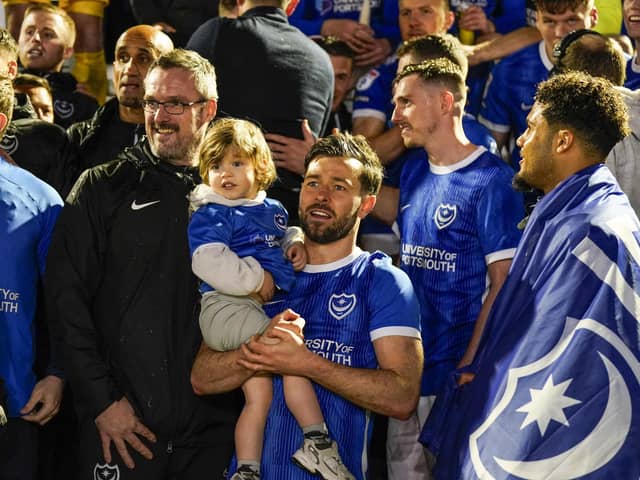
422, 164, 640, 479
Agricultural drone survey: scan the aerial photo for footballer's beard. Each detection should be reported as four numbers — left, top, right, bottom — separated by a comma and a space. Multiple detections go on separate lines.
300, 204, 360, 244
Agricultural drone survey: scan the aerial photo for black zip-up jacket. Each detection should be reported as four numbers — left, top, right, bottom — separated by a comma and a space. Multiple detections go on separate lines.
67, 97, 143, 174
45, 140, 239, 447
2, 93, 78, 197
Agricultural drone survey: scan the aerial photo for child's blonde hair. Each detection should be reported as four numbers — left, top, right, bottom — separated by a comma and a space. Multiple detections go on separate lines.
199, 118, 277, 191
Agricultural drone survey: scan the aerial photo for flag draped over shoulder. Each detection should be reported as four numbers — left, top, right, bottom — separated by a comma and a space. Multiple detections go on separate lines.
421, 164, 640, 480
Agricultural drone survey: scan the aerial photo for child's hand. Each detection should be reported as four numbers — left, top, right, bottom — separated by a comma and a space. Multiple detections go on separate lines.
286, 242, 307, 271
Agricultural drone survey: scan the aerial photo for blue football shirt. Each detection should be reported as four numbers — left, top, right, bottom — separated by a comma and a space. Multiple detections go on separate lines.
398, 147, 523, 395
259, 250, 421, 479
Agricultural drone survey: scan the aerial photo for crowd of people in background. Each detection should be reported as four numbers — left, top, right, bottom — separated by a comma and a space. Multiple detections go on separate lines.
1, 0, 640, 479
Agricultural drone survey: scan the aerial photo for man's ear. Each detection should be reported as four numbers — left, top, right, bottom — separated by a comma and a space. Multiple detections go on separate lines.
0, 112, 9, 134
555, 129, 574, 153
440, 90, 454, 114
358, 194, 377, 219
6, 60, 17, 80
589, 6, 599, 29
285, 0, 300, 16
204, 99, 218, 122
444, 11, 456, 31
63, 46, 74, 61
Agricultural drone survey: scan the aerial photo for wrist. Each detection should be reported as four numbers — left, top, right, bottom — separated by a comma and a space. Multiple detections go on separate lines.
320, 19, 337, 36
484, 20, 496, 34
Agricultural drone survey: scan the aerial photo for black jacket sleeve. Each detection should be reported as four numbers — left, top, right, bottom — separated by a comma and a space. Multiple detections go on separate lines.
45, 166, 125, 420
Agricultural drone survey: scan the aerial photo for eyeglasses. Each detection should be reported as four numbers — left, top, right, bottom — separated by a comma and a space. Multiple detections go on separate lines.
142, 99, 207, 115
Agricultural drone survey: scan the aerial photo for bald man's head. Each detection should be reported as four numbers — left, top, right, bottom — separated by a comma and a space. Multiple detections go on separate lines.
113, 25, 174, 109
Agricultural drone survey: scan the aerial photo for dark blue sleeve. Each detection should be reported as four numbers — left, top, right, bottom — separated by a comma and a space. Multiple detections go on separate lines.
475, 167, 523, 260
368, 254, 421, 336
371, 0, 400, 46
288, 0, 324, 36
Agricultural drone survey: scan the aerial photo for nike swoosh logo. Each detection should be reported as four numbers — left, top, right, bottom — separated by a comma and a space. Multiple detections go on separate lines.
131, 200, 160, 210
520, 102, 533, 111
400, 204, 412, 212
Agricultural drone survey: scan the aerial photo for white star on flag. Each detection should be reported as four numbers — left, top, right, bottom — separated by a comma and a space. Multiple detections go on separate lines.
516, 374, 582, 436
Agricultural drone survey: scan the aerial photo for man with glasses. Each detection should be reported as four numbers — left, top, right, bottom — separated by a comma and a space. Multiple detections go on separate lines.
68, 24, 173, 173
45, 49, 239, 479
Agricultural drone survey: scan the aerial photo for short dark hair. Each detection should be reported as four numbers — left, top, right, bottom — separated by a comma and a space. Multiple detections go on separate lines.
553, 32, 625, 86
397, 34, 468, 78
394, 57, 466, 103
312, 36, 355, 59
304, 132, 383, 195
533, 0, 593, 14
536, 72, 629, 160
13, 73, 52, 95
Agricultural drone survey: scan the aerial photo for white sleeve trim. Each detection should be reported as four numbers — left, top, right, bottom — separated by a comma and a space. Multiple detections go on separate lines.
478, 115, 511, 133
391, 221, 400, 238
370, 326, 422, 342
352, 108, 387, 122
282, 226, 304, 251
192, 242, 264, 295
485, 248, 516, 265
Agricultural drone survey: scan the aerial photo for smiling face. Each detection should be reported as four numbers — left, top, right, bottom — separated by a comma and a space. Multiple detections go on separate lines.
624, 0, 640, 42
299, 156, 370, 244
18, 10, 73, 72
144, 67, 213, 166
208, 148, 258, 200
392, 74, 442, 149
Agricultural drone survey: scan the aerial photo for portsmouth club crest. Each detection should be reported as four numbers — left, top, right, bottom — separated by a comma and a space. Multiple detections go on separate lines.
0, 133, 18, 154
54, 99, 75, 119
469, 318, 640, 479
94, 463, 120, 480
434, 203, 457, 230
328, 293, 356, 320
317, 0, 332, 16
274, 213, 287, 231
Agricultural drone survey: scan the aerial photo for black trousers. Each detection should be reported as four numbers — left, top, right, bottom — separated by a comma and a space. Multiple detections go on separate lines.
0, 418, 38, 480
76, 420, 233, 480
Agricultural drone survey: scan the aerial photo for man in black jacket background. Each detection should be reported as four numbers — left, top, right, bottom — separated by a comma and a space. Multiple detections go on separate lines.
187, 0, 334, 224
17, 3, 98, 128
